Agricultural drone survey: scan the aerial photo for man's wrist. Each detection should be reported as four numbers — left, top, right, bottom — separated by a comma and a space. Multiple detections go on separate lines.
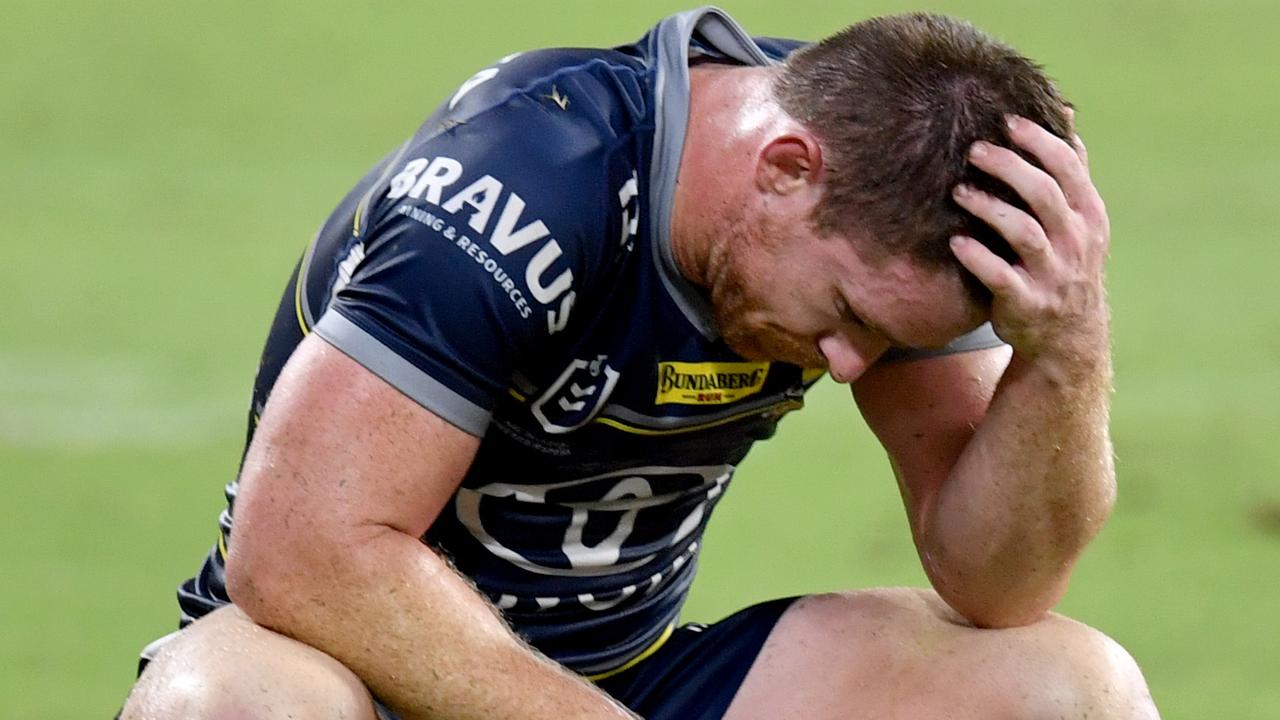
1009, 336, 1112, 391
1007, 309, 1112, 388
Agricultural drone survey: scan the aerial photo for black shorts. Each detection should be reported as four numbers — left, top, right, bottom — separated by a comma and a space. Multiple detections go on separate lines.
596, 597, 797, 719
373, 597, 797, 720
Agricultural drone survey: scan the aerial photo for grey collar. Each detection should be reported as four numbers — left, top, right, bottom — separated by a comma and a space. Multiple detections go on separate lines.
648, 7, 777, 339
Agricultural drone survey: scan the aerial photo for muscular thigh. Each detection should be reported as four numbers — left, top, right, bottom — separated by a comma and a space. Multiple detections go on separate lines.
121, 605, 381, 720
724, 587, 1156, 720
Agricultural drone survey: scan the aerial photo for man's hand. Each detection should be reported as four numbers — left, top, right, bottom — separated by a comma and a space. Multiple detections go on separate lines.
949, 113, 1110, 381
854, 112, 1117, 628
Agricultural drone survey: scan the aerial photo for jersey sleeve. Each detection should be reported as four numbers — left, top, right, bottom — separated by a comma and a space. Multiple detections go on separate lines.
312, 54, 639, 437
880, 321, 1007, 363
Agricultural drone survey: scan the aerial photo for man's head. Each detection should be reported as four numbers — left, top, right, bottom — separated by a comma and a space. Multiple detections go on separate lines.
773, 12, 1073, 292
675, 13, 1072, 381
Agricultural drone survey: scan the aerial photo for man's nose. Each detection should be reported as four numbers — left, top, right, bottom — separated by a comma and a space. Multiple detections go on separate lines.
817, 332, 891, 384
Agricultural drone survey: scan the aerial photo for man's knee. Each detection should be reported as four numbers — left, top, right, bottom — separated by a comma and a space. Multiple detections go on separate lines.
860, 588, 1158, 720
750, 588, 1158, 719
1005, 613, 1160, 720
120, 605, 380, 720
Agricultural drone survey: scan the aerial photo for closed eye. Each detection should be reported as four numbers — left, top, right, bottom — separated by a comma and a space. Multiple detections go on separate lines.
835, 293, 904, 346
834, 295, 864, 327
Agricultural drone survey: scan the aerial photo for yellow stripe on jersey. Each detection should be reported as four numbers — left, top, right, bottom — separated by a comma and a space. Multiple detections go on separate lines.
586, 622, 676, 682
217, 530, 228, 561
352, 200, 365, 238
293, 273, 310, 336
592, 399, 804, 436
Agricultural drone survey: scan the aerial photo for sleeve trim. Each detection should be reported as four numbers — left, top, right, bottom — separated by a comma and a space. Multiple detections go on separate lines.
313, 310, 492, 437
880, 321, 1007, 363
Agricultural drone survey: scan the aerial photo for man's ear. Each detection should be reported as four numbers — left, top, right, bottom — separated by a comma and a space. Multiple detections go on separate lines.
756, 131, 823, 195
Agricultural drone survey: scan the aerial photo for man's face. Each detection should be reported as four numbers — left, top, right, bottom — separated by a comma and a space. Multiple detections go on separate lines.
707, 213, 988, 383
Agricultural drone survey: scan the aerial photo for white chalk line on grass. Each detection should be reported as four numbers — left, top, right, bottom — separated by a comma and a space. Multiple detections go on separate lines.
0, 352, 244, 450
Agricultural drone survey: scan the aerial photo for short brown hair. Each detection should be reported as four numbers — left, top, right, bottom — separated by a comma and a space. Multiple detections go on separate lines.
774, 13, 1072, 294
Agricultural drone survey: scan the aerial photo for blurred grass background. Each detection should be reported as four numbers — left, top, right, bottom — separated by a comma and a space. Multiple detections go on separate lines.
2, 1, 1277, 717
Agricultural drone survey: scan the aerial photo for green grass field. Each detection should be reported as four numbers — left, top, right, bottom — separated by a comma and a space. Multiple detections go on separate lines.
3, 1, 1277, 717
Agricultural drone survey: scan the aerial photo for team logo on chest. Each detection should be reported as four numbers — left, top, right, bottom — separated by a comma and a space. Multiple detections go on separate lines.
530, 355, 620, 433
654, 361, 770, 405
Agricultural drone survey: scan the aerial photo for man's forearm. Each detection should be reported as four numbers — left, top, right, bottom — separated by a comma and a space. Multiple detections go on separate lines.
229, 528, 635, 720
920, 348, 1115, 627
931, 114, 1117, 627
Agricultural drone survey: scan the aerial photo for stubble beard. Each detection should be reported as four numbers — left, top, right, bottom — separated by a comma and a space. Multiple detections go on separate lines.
707, 233, 825, 368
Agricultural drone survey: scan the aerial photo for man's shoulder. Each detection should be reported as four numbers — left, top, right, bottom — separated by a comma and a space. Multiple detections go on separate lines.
309, 46, 658, 430
378, 44, 653, 260
424, 46, 653, 142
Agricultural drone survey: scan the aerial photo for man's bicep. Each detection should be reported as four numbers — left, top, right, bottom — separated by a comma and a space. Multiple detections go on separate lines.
231, 333, 481, 568
851, 345, 1011, 526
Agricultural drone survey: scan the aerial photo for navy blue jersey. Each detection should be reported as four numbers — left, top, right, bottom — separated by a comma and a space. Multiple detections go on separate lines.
178, 7, 1002, 677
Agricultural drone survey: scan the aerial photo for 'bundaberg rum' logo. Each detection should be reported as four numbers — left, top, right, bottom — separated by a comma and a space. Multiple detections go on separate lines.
655, 362, 770, 405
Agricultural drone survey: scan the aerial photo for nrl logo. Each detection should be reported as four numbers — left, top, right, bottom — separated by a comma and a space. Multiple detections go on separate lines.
531, 355, 620, 433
